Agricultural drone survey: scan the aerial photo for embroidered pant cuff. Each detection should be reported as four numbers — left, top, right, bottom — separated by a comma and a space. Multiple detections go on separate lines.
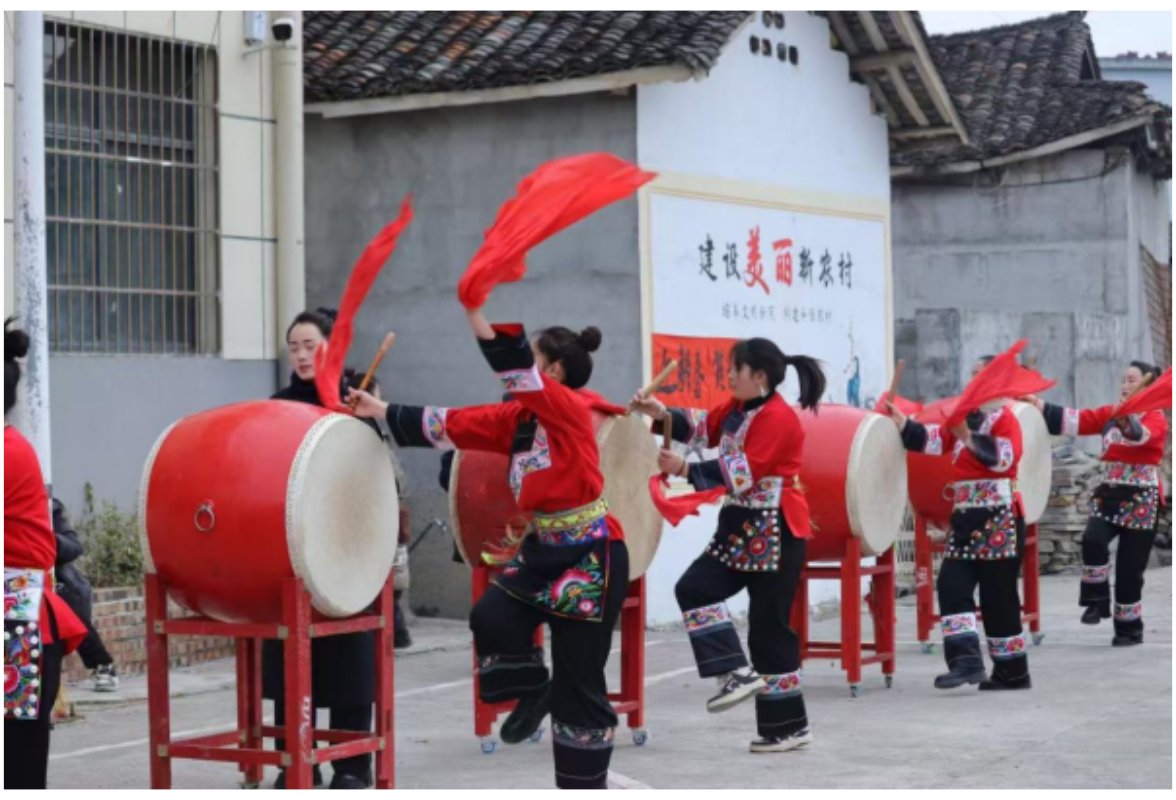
1079, 582, 1111, 609
988, 634, 1029, 684
553, 719, 614, 790
942, 632, 984, 674
755, 690, 807, 739
476, 647, 549, 704
1113, 601, 1143, 635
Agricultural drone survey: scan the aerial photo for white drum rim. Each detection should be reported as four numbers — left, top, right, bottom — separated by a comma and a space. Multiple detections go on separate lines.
286, 414, 399, 618
1012, 401, 1052, 525
596, 413, 663, 579
844, 413, 907, 556
447, 449, 474, 566
137, 420, 179, 576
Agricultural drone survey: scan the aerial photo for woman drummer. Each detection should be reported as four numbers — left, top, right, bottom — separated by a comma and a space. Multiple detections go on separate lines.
348, 308, 629, 790
883, 355, 1031, 691
1022, 361, 1168, 646
5, 318, 88, 788
631, 339, 824, 754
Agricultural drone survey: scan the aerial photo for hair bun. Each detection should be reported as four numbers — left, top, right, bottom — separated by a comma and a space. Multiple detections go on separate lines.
4, 318, 29, 361
315, 307, 339, 322
577, 326, 602, 353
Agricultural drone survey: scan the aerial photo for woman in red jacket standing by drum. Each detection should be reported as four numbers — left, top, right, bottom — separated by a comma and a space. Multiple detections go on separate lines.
5, 319, 87, 789
884, 364, 1031, 692
348, 307, 629, 791
631, 339, 825, 754
1022, 361, 1168, 646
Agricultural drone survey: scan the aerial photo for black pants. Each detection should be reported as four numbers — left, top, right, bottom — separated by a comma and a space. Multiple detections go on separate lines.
5, 640, 63, 789
76, 618, 114, 670
937, 519, 1028, 684
674, 533, 808, 739
1080, 516, 1157, 636
273, 702, 373, 778
393, 592, 407, 636
469, 541, 629, 791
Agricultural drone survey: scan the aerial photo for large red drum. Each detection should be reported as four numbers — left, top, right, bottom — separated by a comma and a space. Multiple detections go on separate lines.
138, 401, 400, 624
907, 400, 1051, 530
796, 404, 908, 562
449, 411, 663, 577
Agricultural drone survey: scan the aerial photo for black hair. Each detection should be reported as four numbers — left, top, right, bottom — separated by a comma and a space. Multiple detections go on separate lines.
534, 326, 602, 390
730, 337, 826, 411
286, 307, 337, 342
1129, 360, 1160, 381
5, 317, 31, 415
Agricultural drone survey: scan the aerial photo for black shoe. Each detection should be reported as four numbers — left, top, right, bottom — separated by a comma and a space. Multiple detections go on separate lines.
1112, 632, 1144, 647
933, 668, 986, 690
329, 771, 372, 789
394, 628, 413, 650
1081, 606, 1109, 625
500, 682, 551, 744
274, 765, 324, 789
706, 670, 763, 713
749, 729, 813, 753
979, 674, 1032, 691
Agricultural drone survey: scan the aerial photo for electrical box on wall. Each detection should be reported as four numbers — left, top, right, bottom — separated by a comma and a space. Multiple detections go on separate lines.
244, 11, 267, 46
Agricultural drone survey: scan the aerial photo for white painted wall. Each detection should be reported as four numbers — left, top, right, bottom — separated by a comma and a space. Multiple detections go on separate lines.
637, 12, 892, 624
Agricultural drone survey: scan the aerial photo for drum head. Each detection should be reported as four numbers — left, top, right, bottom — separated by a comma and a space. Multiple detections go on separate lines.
597, 413, 663, 579
1013, 402, 1051, 525
287, 415, 399, 618
845, 413, 908, 556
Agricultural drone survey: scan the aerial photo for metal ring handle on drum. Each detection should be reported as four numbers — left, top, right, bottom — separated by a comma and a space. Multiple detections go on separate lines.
941, 484, 956, 503
194, 502, 216, 532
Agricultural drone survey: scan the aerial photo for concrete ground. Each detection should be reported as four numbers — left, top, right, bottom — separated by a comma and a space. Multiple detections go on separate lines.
46, 569, 1171, 790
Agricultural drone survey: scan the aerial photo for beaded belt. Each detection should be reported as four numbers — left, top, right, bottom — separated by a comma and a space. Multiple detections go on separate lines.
533, 498, 609, 547
1102, 462, 1160, 488
723, 476, 787, 510
950, 479, 1013, 510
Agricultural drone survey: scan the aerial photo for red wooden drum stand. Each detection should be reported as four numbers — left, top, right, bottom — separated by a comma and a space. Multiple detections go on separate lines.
145, 573, 395, 789
789, 540, 897, 698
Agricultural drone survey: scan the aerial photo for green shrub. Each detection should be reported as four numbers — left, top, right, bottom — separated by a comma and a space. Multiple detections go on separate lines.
77, 483, 144, 589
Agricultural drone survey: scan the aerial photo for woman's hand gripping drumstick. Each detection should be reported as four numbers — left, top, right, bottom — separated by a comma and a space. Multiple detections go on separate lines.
628, 360, 678, 420
343, 332, 396, 418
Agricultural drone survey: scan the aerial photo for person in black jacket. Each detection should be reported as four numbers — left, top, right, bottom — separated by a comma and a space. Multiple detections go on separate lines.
262, 309, 378, 790
51, 500, 119, 692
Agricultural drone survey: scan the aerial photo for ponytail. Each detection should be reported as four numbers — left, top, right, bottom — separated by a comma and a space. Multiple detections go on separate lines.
785, 354, 826, 412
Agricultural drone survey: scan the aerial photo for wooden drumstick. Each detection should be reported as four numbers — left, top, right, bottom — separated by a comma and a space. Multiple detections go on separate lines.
639, 360, 677, 402
625, 357, 682, 416
358, 332, 396, 394
885, 359, 905, 405
662, 414, 673, 451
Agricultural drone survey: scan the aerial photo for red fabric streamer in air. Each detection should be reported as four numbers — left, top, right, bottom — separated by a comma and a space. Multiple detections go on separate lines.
457, 153, 657, 309
315, 197, 414, 411
1113, 368, 1172, 418
943, 340, 1056, 428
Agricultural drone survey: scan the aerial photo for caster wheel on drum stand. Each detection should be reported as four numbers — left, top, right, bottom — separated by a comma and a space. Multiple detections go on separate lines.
849, 684, 861, 698
530, 727, 545, 744
919, 641, 935, 655
480, 738, 498, 755
238, 781, 260, 790
632, 729, 649, 747
884, 675, 894, 689
1033, 633, 1045, 646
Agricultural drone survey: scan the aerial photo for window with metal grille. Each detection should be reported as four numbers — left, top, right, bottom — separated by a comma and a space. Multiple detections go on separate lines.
44, 20, 219, 355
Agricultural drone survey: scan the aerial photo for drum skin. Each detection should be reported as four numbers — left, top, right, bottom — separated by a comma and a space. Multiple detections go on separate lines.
449, 411, 663, 577
138, 401, 399, 624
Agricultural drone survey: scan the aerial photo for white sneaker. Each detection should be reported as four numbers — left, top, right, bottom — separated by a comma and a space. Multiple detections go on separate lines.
92, 664, 120, 692
706, 670, 762, 713
750, 729, 813, 753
